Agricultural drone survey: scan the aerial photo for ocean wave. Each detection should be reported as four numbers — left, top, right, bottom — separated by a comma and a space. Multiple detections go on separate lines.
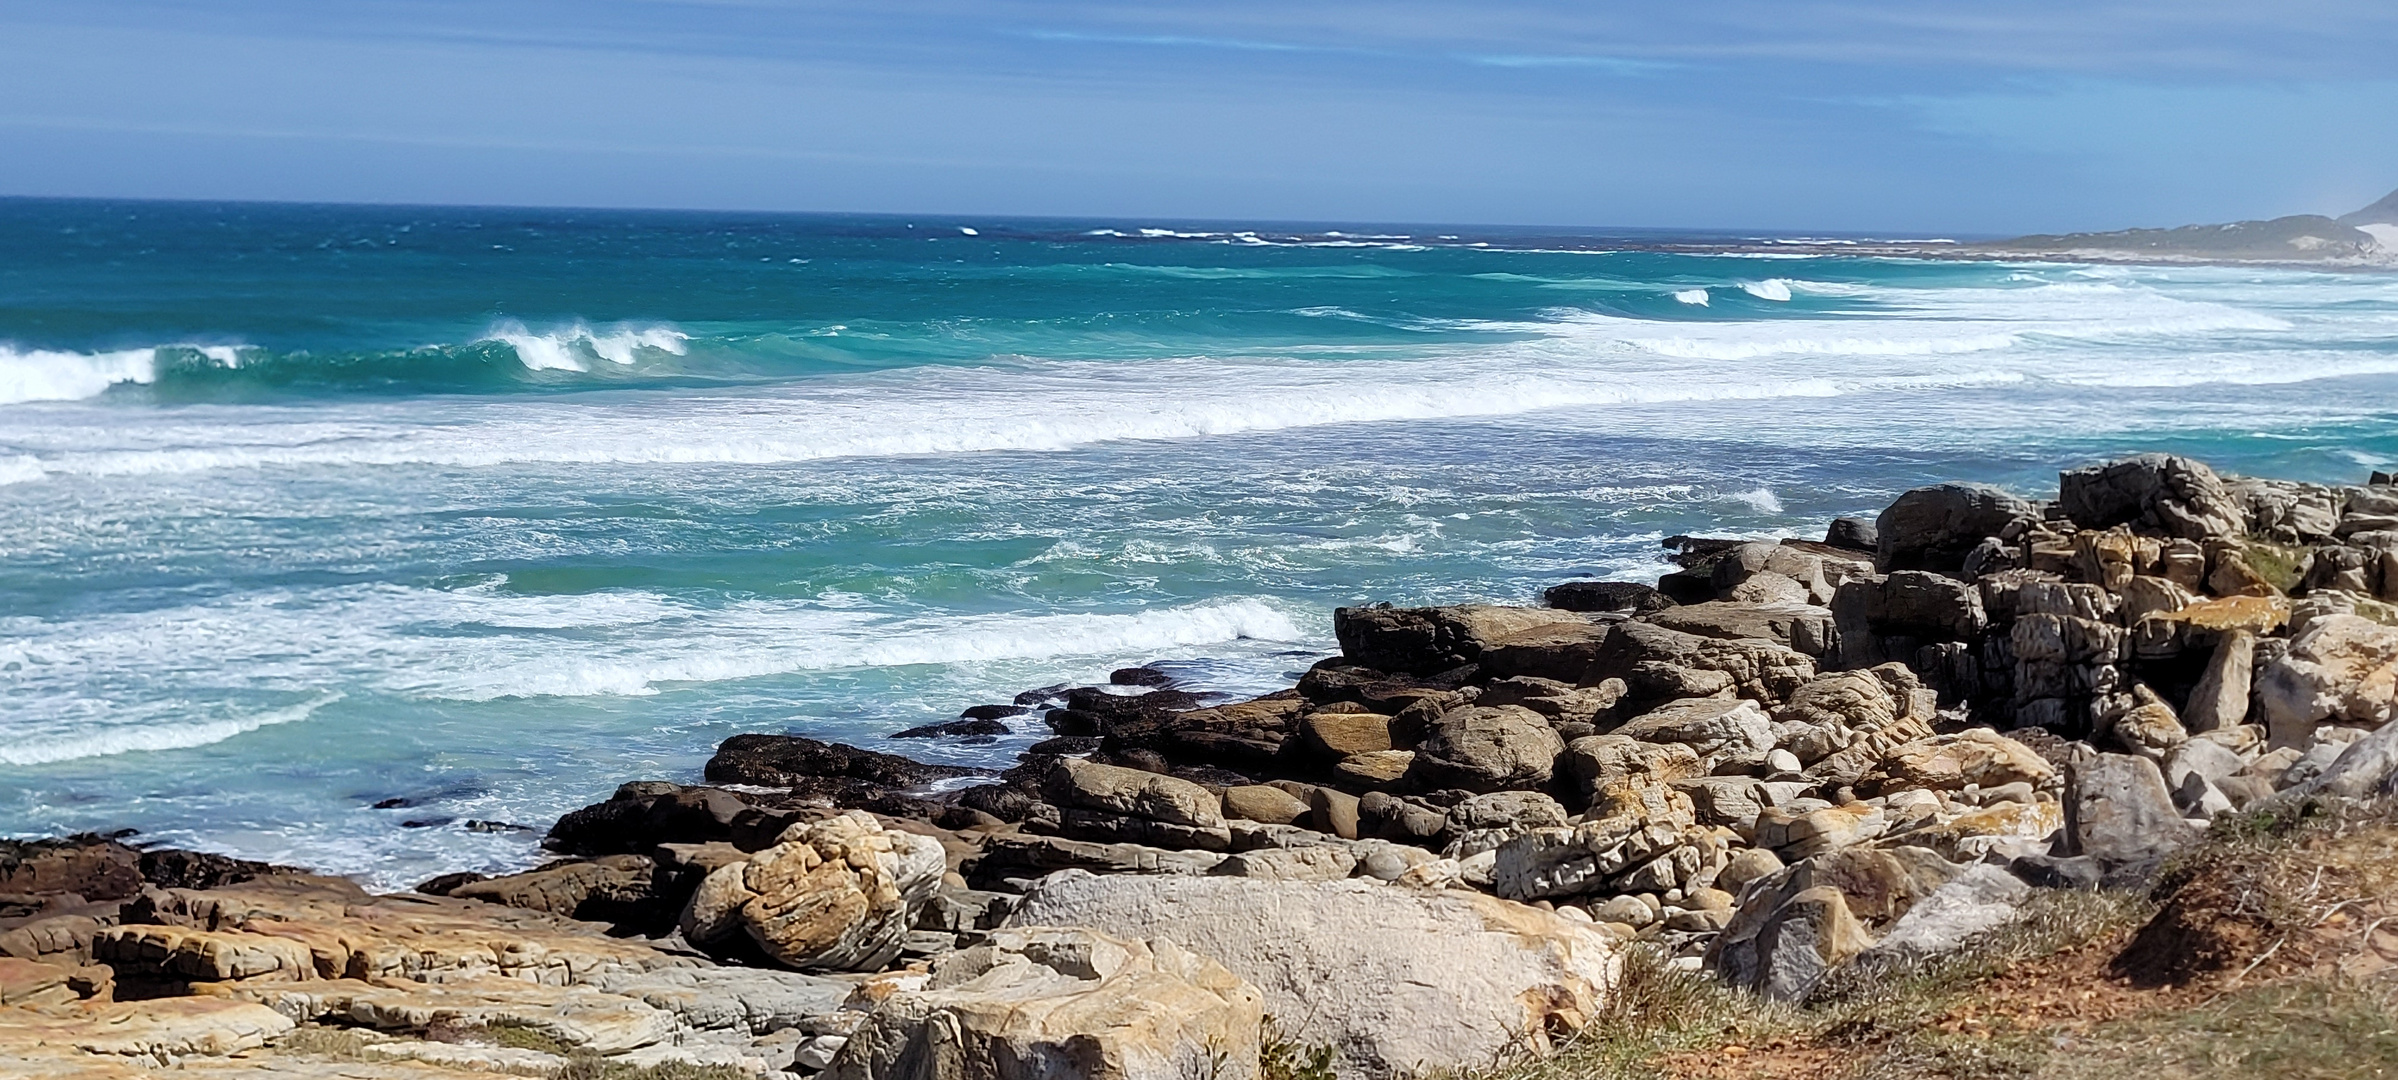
425, 597, 1307, 700
0, 693, 340, 766
0, 344, 245, 405
1741, 279, 1794, 302
481, 321, 689, 372
1673, 289, 1710, 306
0, 587, 1308, 758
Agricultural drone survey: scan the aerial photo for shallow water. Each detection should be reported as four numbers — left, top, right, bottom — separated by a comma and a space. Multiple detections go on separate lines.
3, 198, 2393, 888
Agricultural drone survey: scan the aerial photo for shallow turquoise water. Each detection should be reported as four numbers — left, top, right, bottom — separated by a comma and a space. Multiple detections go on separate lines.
2, 198, 2394, 887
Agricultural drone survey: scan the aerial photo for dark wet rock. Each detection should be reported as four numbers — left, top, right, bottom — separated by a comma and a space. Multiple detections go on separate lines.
370, 797, 416, 810
1332, 603, 1588, 677
0, 837, 143, 903
1542, 580, 1674, 614
1092, 692, 1305, 776
136, 849, 286, 892
960, 704, 1030, 722
890, 718, 1011, 739
1297, 661, 1473, 712
956, 781, 1041, 823
703, 733, 989, 798
1027, 735, 1102, 756
1110, 667, 1175, 688
1012, 683, 1071, 706
451, 854, 678, 933
414, 871, 487, 896
1042, 686, 1208, 737
1665, 536, 1750, 568
1825, 517, 1879, 552
548, 781, 755, 855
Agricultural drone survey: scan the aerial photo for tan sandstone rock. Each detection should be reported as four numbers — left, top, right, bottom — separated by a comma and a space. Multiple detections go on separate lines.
1004, 873, 1618, 1079
826, 926, 1263, 1080
681, 811, 946, 972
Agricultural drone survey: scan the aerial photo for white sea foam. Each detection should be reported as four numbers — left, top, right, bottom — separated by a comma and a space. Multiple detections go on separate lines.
0, 344, 259, 404
0, 275, 2378, 487
0, 587, 1308, 763
0, 346, 158, 404
1741, 279, 1794, 301
1730, 487, 1785, 513
0, 694, 340, 766
482, 322, 689, 372
1673, 288, 1710, 306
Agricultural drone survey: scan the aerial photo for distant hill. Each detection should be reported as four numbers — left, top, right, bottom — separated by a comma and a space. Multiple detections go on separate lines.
2340, 187, 2398, 226
1975, 214, 2381, 262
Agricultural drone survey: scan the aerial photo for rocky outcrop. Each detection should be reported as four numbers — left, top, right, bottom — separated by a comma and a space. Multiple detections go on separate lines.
1005, 872, 1619, 1078
682, 811, 947, 972
20, 452, 2398, 1080
828, 926, 1263, 1080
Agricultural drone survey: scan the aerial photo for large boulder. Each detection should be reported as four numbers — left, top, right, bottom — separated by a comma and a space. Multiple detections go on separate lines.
2058, 454, 2245, 542
1645, 601, 1837, 657
1005, 873, 1620, 1078
1040, 759, 1225, 830
681, 811, 947, 972
827, 926, 1263, 1080
547, 782, 758, 856
1614, 697, 1776, 758
2182, 629, 2257, 732
1594, 621, 1817, 705
1832, 571, 1988, 669
1706, 846, 1964, 1000
1403, 705, 1566, 793
1333, 604, 1590, 676
1709, 885, 1873, 1002
2255, 613, 2398, 747
2292, 719, 2398, 800
1875, 483, 2035, 572
2062, 754, 2202, 886
1860, 730, 2055, 796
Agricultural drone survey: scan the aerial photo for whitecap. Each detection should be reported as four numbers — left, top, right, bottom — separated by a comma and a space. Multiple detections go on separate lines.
1741, 279, 1795, 302
481, 321, 690, 372
0, 346, 159, 404
1673, 288, 1710, 306
0, 694, 341, 767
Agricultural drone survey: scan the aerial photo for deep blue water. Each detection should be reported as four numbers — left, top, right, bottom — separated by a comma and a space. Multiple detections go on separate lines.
3, 197, 2394, 887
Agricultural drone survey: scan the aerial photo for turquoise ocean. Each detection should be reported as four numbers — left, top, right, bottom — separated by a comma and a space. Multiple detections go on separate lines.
2, 198, 2394, 888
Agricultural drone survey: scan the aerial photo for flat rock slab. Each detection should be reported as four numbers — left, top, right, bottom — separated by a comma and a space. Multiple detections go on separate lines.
1005, 872, 1618, 1079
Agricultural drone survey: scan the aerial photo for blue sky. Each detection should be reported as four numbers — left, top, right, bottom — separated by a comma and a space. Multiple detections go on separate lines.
1, 1, 2394, 233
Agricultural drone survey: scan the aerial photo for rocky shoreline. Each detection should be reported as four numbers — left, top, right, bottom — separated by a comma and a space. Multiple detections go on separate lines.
7, 452, 2397, 1079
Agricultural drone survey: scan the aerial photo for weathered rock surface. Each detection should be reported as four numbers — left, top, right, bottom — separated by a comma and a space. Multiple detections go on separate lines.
2064, 754, 2202, 884
2256, 613, 2398, 746
681, 811, 947, 972
1333, 604, 1589, 676
1876, 483, 2036, 572
1006, 872, 1618, 1078
1404, 704, 1566, 793
827, 926, 1263, 1080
